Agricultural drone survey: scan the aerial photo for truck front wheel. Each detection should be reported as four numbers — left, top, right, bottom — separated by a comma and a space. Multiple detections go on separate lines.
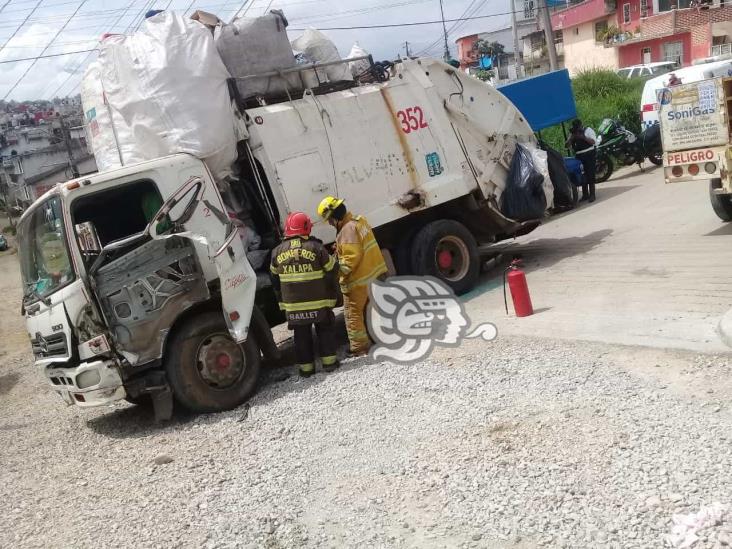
165, 312, 260, 412
410, 219, 479, 295
709, 179, 732, 222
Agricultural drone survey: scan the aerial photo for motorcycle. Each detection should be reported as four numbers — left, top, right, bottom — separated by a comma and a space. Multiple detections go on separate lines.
594, 118, 663, 183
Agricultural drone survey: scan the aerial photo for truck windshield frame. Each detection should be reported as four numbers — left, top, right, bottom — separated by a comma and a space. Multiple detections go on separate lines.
17, 194, 76, 304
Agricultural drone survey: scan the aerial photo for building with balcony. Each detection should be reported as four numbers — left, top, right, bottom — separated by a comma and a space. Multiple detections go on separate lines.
455, 0, 541, 77
0, 115, 96, 207
551, 0, 732, 74
611, 2, 732, 67
551, 0, 621, 75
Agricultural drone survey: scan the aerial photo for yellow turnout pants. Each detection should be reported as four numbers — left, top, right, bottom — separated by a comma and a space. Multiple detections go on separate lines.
343, 284, 370, 354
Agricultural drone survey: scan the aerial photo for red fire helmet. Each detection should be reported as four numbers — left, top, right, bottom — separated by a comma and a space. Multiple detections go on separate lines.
284, 211, 313, 237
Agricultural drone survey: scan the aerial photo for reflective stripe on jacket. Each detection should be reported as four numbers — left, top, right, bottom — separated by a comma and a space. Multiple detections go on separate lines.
270, 236, 338, 324
336, 212, 387, 293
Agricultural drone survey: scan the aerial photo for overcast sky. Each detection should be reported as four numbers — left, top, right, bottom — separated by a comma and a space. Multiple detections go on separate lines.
0, 0, 514, 102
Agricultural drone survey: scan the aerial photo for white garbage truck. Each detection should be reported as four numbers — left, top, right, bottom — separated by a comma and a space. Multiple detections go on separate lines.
18, 13, 544, 417
659, 76, 732, 220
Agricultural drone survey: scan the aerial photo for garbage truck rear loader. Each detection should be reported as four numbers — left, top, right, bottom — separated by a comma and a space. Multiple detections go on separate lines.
19, 56, 541, 416
244, 57, 539, 294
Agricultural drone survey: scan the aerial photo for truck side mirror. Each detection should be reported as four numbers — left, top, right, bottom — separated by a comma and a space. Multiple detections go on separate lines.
148, 177, 204, 238
75, 221, 101, 255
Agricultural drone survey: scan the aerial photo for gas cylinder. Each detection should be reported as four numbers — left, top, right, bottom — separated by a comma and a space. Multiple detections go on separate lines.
506, 260, 534, 317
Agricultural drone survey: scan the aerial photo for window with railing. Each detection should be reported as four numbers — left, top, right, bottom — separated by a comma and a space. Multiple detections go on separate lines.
595, 20, 608, 42
658, 0, 692, 10
524, 0, 535, 19
641, 0, 649, 17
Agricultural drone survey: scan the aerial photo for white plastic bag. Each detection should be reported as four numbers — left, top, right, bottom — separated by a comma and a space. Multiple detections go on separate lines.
97, 12, 238, 180
347, 42, 371, 78
80, 61, 143, 171
291, 28, 352, 83
529, 146, 554, 209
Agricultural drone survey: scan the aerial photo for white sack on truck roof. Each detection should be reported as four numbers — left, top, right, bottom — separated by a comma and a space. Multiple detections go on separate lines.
347, 42, 371, 78
80, 60, 143, 172
216, 10, 300, 101
97, 11, 237, 180
291, 28, 352, 83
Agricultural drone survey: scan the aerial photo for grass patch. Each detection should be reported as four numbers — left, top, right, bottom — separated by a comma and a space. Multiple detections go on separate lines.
539, 69, 646, 153
2, 226, 16, 236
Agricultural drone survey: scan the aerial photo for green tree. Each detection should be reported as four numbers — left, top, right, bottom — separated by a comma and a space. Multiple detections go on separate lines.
473, 69, 494, 82
473, 39, 505, 57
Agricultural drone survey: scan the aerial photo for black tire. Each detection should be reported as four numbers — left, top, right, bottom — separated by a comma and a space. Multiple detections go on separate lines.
124, 395, 151, 406
164, 311, 261, 413
709, 180, 732, 222
410, 219, 479, 295
596, 153, 614, 183
647, 149, 663, 166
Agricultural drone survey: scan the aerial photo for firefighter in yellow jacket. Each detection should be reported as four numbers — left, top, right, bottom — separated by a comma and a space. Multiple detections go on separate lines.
317, 196, 388, 356
270, 212, 339, 377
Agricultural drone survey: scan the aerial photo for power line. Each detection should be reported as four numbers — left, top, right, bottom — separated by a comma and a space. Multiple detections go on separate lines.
414, 0, 485, 57
289, 0, 431, 25
46, 0, 139, 99
0, 0, 43, 54
0, 1, 12, 15
3, 0, 90, 100
289, 10, 533, 31
0, 48, 98, 64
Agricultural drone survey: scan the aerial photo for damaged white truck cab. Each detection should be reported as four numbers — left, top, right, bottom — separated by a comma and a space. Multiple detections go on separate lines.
18, 155, 279, 417
20, 57, 542, 415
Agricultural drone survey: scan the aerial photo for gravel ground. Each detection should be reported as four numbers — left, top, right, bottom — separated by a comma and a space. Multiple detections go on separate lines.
3, 333, 732, 549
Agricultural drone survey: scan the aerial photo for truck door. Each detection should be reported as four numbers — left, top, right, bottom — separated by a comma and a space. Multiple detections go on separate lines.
148, 176, 256, 343
274, 151, 337, 242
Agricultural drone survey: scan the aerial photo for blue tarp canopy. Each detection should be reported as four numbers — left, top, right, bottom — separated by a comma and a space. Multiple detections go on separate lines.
497, 69, 577, 131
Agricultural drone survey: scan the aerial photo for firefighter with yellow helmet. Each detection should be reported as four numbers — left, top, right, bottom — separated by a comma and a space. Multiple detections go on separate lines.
317, 196, 387, 356
270, 212, 340, 377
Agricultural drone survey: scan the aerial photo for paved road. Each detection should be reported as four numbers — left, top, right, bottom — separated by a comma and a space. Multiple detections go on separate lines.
464, 165, 732, 353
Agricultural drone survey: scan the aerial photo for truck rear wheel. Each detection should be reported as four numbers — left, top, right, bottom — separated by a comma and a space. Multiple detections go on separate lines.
410, 219, 479, 295
164, 312, 260, 413
709, 179, 732, 222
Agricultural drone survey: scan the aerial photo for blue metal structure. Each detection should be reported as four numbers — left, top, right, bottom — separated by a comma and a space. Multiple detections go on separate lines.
497, 69, 577, 132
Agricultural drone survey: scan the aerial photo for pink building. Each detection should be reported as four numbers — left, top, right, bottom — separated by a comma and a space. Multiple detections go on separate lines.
551, 0, 732, 74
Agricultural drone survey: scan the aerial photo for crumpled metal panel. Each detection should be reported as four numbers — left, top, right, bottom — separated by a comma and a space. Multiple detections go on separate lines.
94, 237, 209, 366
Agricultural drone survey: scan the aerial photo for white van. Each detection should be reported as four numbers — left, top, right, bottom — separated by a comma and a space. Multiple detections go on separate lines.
617, 61, 677, 79
641, 60, 732, 128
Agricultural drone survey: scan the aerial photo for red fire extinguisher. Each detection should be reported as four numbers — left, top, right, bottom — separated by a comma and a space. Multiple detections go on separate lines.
504, 259, 534, 317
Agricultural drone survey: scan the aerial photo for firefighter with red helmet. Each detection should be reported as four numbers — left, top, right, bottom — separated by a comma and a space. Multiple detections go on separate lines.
270, 212, 340, 377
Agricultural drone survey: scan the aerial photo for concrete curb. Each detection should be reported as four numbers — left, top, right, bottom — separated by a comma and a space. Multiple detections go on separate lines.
718, 309, 732, 349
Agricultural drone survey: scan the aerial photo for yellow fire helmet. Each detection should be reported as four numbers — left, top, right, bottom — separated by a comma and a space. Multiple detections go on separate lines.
317, 195, 344, 220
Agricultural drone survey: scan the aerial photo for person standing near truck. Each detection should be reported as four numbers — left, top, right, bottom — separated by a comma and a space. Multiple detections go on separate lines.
566, 119, 597, 203
270, 212, 340, 377
317, 196, 388, 356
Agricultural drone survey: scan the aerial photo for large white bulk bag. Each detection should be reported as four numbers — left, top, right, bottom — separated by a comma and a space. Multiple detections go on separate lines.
291, 29, 352, 83
216, 10, 300, 100
80, 61, 143, 171
347, 42, 371, 78
97, 12, 237, 180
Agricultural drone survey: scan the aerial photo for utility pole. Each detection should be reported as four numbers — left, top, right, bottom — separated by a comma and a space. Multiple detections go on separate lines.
439, 0, 450, 62
59, 116, 79, 178
539, 0, 559, 71
510, 0, 522, 78
404, 41, 412, 58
